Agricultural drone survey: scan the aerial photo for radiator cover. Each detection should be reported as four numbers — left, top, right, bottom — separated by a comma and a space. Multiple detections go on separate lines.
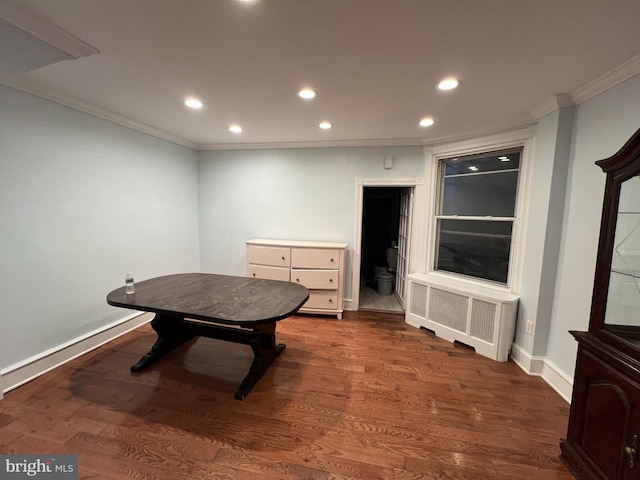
405, 273, 519, 361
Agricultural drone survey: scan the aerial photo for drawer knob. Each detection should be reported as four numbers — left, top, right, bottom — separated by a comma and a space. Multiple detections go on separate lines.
331, 258, 335, 262
252, 273, 256, 277
296, 278, 300, 282
329, 299, 333, 303
330, 278, 334, 282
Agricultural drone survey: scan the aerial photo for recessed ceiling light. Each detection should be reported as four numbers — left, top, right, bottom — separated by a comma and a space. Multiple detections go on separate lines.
229, 124, 242, 133
184, 97, 203, 109
319, 122, 332, 130
468, 166, 479, 171
438, 78, 459, 90
298, 88, 317, 99
419, 117, 435, 127
499, 156, 510, 162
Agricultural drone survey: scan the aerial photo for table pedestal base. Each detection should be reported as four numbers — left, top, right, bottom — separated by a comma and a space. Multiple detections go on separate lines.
131, 314, 285, 400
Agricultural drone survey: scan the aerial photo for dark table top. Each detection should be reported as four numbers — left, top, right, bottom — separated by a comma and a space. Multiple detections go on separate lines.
107, 273, 309, 326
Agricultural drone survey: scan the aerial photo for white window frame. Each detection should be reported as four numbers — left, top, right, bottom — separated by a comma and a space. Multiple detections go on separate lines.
425, 127, 536, 293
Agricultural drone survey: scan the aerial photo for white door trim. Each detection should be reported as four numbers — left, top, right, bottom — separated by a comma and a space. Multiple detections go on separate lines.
351, 177, 424, 311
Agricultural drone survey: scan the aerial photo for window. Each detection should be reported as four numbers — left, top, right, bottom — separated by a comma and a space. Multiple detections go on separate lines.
435, 148, 522, 284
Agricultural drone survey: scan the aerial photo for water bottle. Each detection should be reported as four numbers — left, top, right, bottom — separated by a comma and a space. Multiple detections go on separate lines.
125, 272, 135, 295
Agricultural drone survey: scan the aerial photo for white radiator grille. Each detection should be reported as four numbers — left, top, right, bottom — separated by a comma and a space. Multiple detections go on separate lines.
470, 299, 496, 343
428, 288, 468, 333
410, 282, 428, 319
405, 274, 519, 361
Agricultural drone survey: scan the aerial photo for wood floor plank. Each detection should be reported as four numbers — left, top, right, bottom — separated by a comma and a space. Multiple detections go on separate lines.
0, 310, 574, 479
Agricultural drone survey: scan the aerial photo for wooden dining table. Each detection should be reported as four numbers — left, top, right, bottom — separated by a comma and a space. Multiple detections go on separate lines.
107, 273, 309, 400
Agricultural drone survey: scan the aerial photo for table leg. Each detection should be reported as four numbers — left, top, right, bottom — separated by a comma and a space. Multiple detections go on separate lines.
131, 314, 195, 373
235, 322, 285, 400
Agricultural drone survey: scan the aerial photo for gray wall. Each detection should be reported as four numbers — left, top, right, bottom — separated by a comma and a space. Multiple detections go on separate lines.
515, 107, 573, 356
197, 146, 425, 300
545, 74, 640, 375
0, 85, 200, 370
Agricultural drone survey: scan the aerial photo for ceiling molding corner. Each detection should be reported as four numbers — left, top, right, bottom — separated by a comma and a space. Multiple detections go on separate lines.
530, 94, 575, 119
0, 2, 98, 58
12, 78, 198, 150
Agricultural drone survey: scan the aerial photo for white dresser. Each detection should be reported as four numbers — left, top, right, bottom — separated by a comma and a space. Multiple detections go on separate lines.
246, 239, 348, 319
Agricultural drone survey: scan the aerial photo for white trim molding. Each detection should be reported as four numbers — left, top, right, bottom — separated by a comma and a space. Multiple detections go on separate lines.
352, 177, 425, 311
510, 344, 573, 403
422, 116, 537, 149
428, 126, 537, 158
571, 53, 640, 104
199, 137, 424, 151
424, 126, 537, 294
530, 94, 575, 120
11, 79, 199, 150
0, 2, 98, 59
1, 312, 152, 396
531, 53, 640, 120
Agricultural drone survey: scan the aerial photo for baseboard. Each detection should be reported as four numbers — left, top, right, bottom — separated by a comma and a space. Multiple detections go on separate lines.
540, 358, 574, 403
510, 343, 545, 374
510, 343, 573, 403
343, 297, 354, 311
1, 312, 153, 396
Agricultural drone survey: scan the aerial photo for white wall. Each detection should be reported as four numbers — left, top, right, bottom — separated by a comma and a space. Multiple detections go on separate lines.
197, 146, 424, 300
545, 74, 640, 377
0, 85, 200, 371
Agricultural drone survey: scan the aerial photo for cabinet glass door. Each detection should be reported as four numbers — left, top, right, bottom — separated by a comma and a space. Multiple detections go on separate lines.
605, 176, 640, 332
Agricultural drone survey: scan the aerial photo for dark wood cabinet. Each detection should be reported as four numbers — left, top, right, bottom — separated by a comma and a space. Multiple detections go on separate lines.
561, 127, 640, 480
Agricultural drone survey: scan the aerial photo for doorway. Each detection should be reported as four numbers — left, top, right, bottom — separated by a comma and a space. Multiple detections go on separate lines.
358, 186, 413, 313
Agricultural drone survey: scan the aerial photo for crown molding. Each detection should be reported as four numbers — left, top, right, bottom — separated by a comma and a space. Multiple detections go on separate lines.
0, 2, 98, 58
422, 115, 537, 148
530, 94, 575, 119
571, 53, 640, 104
11, 50, 640, 152
197, 137, 424, 151
429, 125, 537, 158
13, 77, 421, 151
12, 78, 198, 149
531, 54, 640, 119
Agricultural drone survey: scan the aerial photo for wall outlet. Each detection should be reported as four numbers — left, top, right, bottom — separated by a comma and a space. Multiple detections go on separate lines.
526, 320, 534, 335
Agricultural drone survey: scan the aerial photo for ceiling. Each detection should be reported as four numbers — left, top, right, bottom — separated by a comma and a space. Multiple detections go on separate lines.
3, 0, 640, 149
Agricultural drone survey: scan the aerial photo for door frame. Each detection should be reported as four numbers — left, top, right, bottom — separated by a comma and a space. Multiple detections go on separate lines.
395, 187, 414, 309
351, 177, 425, 311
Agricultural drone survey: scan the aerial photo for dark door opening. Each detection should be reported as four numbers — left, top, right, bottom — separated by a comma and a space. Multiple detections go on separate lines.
359, 186, 411, 313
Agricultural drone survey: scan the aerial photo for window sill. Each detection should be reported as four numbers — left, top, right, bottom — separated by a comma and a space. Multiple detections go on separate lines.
409, 271, 518, 302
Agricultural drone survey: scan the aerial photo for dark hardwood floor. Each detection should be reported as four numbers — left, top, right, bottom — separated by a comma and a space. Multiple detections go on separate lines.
0, 311, 573, 479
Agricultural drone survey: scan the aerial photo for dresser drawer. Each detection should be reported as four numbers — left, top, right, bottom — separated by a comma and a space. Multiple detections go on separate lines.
292, 269, 338, 289
247, 245, 290, 267
291, 248, 340, 269
247, 239, 346, 319
247, 264, 290, 282
303, 291, 339, 310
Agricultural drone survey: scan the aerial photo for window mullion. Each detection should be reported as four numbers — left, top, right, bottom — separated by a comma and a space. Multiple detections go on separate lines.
436, 215, 515, 221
